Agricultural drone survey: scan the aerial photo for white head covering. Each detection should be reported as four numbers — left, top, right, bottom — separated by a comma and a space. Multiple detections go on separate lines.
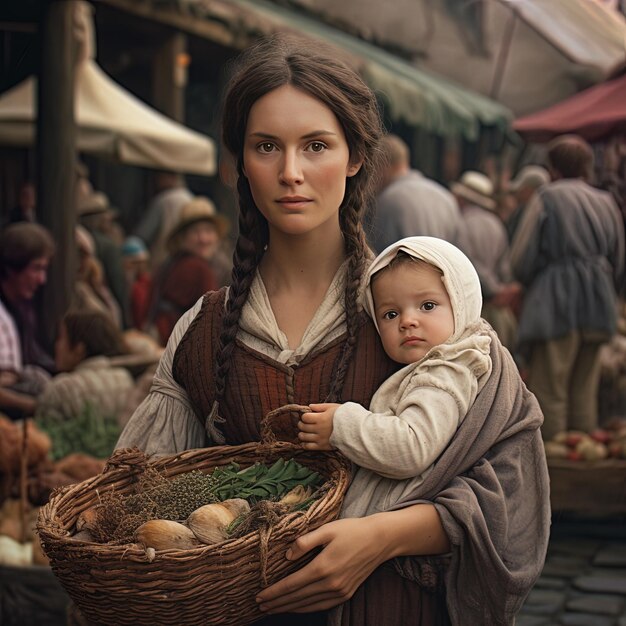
362, 236, 483, 344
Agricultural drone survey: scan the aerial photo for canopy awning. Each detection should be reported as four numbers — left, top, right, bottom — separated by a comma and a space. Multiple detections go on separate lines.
0, 58, 216, 176
264, 0, 626, 117
513, 72, 626, 143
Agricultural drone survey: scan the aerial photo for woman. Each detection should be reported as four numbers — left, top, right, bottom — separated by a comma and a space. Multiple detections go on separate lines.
147, 196, 230, 345
0, 223, 55, 419
117, 35, 549, 625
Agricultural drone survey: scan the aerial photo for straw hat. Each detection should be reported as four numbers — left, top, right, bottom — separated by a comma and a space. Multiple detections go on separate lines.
77, 191, 112, 217
508, 165, 550, 192
451, 171, 495, 211
167, 197, 230, 243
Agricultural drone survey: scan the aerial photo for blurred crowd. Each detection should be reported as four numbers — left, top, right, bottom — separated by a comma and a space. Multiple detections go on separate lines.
0, 165, 233, 436
1, 132, 625, 450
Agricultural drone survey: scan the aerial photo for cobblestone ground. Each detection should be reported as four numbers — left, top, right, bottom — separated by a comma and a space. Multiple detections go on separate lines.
519, 514, 626, 626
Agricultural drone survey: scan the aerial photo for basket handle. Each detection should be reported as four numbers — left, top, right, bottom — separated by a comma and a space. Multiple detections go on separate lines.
260, 404, 310, 444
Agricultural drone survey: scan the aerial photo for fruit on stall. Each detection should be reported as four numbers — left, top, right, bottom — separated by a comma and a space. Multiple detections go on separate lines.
544, 422, 626, 461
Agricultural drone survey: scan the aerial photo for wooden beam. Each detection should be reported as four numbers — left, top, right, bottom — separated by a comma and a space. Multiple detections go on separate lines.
98, 0, 251, 50
153, 32, 187, 122
37, 0, 77, 348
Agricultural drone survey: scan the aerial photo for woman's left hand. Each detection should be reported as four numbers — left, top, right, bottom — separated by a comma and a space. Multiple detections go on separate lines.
256, 516, 389, 613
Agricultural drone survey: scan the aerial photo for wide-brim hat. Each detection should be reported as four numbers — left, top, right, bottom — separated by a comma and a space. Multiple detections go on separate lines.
451, 171, 495, 211
167, 197, 230, 243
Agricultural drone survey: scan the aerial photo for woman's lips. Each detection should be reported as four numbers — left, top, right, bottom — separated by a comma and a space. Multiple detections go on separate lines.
277, 196, 312, 208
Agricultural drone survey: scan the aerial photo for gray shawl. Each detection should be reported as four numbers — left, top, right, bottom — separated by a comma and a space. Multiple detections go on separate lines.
391, 328, 550, 625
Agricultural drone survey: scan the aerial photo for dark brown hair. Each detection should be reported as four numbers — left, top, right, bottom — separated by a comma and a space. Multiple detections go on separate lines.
62, 310, 127, 359
0, 223, 55, 278
547, 134, 593, 181
216, 34, 384, 408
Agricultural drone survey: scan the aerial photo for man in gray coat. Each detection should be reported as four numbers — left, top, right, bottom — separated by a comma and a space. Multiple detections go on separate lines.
367, 134, 461, 253
511, 135, 625, 441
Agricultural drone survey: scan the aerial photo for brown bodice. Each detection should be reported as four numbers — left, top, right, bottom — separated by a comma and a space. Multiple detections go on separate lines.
172, 288, 398, 444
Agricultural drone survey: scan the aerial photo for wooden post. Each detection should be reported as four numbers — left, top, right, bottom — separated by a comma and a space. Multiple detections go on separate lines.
36, 0, 78, 348
153, 32, 188, 122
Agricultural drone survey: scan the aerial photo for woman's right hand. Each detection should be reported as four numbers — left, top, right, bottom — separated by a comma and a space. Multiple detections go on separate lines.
256, 504, 449, 614
256, 516, 389, 613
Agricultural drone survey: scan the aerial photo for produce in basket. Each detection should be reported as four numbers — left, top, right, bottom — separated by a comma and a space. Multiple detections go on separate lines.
69, 456, 323, 546
187, 499, 250, 544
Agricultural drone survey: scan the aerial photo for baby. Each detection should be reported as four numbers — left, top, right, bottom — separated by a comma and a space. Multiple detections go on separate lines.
298, 236, 493, 516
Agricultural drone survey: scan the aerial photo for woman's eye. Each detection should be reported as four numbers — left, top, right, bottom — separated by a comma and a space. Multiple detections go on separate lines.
382, 311, 398, 320
257, 142, 275, 153
422, 302, 436, 311
307, 141, 327, 153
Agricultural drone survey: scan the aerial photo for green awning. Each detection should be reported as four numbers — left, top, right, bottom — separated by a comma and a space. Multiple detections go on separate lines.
228, 0, 514, 141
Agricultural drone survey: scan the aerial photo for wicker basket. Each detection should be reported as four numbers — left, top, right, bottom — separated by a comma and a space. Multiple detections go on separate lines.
37, 405, 351, 626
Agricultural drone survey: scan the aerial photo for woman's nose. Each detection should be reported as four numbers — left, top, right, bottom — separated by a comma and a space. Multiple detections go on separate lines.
279, 150, 303, 185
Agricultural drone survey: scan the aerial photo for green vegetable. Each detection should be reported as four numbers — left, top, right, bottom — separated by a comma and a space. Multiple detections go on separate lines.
210, 459, 322, 504
36, 402, 121, 460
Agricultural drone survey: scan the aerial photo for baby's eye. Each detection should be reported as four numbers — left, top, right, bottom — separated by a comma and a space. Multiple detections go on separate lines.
421, 301, 437, 312
257, 142, 276, 153
306, 141, 327, 153
382, 310, 398, 320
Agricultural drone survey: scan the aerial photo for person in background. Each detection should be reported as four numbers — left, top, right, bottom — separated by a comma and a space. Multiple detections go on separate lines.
35, 310, 133, 423
368, 134, 461, 252
511, 134, 624, 441
121, 236, 152, 331
117, 34, 550, 625
0, 223, 55, 418
505, 165, 550, 241
147, 197, 228, 345
73, 225, 123, 328
77, 191, 128, 327
134, 170, 193, 271
6, 181, 37, 225
453, 170, 521, 350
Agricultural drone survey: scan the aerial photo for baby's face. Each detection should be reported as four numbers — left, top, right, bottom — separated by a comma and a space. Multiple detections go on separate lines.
371, 261, 454, 365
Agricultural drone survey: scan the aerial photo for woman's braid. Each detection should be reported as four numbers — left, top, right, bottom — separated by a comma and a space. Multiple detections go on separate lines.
327, 190, 370, 401
213, 176, 267, 408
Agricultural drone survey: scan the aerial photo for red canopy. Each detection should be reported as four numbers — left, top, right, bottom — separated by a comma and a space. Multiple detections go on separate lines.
513, 73, 626, 143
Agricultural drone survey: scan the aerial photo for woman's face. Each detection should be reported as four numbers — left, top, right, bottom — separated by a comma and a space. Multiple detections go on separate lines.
181, 221, 220, 260
243, 84, 361, 239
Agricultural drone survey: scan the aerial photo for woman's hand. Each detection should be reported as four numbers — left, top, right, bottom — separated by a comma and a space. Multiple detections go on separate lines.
256, 516, 390, 613
256, 504, 449, 614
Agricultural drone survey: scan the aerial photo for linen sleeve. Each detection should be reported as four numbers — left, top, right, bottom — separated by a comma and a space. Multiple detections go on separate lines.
330, 385, 465, 480
115, 298, 207, 456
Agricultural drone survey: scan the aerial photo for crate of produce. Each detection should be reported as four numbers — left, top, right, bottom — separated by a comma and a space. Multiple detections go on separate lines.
544, 425, 626, 515
37, 405, 351, 626
547, 458, 626, 515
